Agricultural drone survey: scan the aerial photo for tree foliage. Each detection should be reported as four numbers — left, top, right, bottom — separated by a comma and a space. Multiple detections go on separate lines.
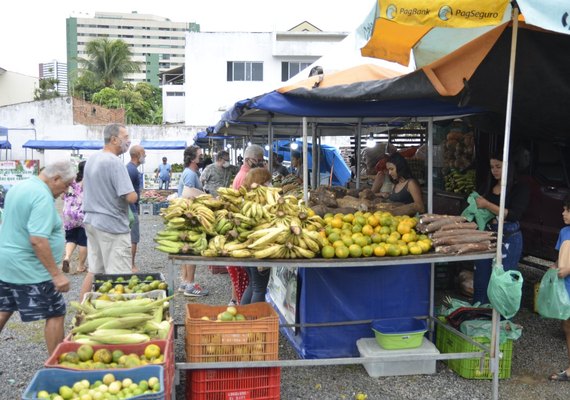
91, 82, 163, 125
76, 38, 139, 87
71, 38, 163, 125
34, 78, 60, 101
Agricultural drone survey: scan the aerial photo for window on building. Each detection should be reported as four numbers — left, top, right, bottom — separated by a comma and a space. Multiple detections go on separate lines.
281, 62, 312, 81
227, 62, 263, 82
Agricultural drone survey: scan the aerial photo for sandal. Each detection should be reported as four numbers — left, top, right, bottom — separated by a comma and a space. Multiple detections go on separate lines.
62, 260, 70, 273
75, 267, 87, 273
549, 370, 570, 381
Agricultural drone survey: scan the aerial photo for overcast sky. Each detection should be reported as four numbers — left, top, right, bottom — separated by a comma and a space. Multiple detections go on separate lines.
0, 0, 375, 77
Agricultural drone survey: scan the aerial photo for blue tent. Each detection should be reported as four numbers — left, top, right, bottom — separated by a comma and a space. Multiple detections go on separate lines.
139, 140, 187, 150
22, 140, 104, 150
0, 126, 11, 149
270, 140, 350, 186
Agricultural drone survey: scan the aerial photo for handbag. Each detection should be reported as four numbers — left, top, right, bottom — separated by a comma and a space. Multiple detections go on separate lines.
537, 268, 570, 320
487, 264, 523, 319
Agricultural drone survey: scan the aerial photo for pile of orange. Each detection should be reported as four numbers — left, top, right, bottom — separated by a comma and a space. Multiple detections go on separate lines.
319, 211, 432, 259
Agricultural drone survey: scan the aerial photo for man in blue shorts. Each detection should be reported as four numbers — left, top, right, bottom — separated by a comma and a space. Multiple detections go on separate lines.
127, 144, 146, 272
0, 160, 74, 355
156, 157, 172, 190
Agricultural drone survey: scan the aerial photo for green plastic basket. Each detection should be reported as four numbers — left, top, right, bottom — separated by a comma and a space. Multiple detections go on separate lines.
371, 318, 427, 350
436, 323, 513, 379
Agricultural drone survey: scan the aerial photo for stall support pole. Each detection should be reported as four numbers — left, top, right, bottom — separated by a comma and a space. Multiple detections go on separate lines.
355, 120, 362, 190
490, 7, 520, 400
311, 123, 318, 189
268, 119, 273, 175
317, 132, 322, 189
427, 118, 435, 341
302, 117, 309, 204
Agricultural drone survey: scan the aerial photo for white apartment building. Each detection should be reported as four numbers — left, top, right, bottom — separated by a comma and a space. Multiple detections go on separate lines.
180, 22, 348, 127
39, 60, 68, 95
66, 12, 197, 87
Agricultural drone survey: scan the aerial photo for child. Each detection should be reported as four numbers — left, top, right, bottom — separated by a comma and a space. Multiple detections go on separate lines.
549, 194, 570, 381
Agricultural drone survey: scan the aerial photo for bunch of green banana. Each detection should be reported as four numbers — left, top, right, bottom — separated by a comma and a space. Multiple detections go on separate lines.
217, 187, 245, 211
265, 195, 300, 216
193, 194, 225, 209
164, 216, 188, 230
242, 200, 271, 221
298, 213, 325, 231
201, 234, 228, 257
214, 214, 234, 235
243, 224, 325, 259
155, 232, 207, 254
183, 202, 216, 234
242, 183, 282, 206
444, 169, 476, 194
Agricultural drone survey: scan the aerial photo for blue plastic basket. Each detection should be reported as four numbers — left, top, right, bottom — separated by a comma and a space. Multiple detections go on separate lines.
371, 318, 427, 350
22, 365, 164, 400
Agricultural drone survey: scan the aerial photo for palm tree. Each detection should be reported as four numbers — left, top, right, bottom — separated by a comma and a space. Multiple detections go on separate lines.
77, 38, 140, 87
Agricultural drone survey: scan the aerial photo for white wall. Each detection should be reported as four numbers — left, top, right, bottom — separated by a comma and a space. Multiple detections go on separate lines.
0, 97, 202, 174
0, 70, 37, 107
162, 85, 186, 124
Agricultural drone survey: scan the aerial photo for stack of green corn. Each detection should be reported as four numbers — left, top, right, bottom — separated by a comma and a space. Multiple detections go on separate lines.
69, 295, 173, 345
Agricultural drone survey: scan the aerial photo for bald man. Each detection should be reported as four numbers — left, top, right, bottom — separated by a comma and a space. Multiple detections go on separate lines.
127, 145, 146, 272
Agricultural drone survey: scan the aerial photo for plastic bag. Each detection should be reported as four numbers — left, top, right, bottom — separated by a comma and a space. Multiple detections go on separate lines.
128, 207, 135, 228
459, 320, 523, 344
487, 264, 523, 319
536, 269, 570, 320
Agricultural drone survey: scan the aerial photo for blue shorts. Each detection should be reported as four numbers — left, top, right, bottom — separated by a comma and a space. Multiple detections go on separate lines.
130, 212, 140, 244
65, 226, 87, 247
0, 280, 66, 322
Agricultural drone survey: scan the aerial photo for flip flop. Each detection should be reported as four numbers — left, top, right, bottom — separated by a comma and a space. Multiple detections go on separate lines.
549, 370, 570, 381
62, 260, 70, 273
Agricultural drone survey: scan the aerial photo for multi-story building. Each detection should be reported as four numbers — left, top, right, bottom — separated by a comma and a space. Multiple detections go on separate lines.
39, 60, 68, 95
66, 11, 198, 87
181, 22, 348, 127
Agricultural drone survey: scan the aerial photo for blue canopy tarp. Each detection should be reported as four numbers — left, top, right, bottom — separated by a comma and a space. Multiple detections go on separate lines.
0, 126, 9, 149
270, 140, 351, 186
22, 140, 103, 150
194, 131, 239, 146
139, 140, 186, 150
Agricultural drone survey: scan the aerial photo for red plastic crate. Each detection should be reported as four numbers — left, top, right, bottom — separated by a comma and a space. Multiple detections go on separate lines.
49, 326, 175, 399
186, 367, 281, 400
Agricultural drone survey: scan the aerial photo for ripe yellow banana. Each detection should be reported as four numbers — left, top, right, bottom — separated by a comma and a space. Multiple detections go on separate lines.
293, 245, 316, 259
253, 244, 284, 259
230, 249, 253, 258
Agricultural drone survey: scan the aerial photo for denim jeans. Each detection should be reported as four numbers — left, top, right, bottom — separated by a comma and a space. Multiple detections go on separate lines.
473, 221, 523, 304
241, 266, 271, 305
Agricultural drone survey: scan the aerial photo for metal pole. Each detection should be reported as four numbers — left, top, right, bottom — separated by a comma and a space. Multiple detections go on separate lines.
491, 7, 519, 400
317, 132, 322, 189
311, 123, 317, 189
355, 120, 362, 190
427, 117, 435, 341
302, 117, 309, 204
268, 119, 273, 175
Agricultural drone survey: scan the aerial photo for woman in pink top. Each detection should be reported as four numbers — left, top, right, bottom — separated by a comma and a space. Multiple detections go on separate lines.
227, 144, 266, 305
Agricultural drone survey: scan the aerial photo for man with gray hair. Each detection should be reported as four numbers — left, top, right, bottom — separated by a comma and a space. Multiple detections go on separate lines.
200, 150, 238, 197
79, 123, 138, 301
232, 144, 266, 189
0, 160, 74, 355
